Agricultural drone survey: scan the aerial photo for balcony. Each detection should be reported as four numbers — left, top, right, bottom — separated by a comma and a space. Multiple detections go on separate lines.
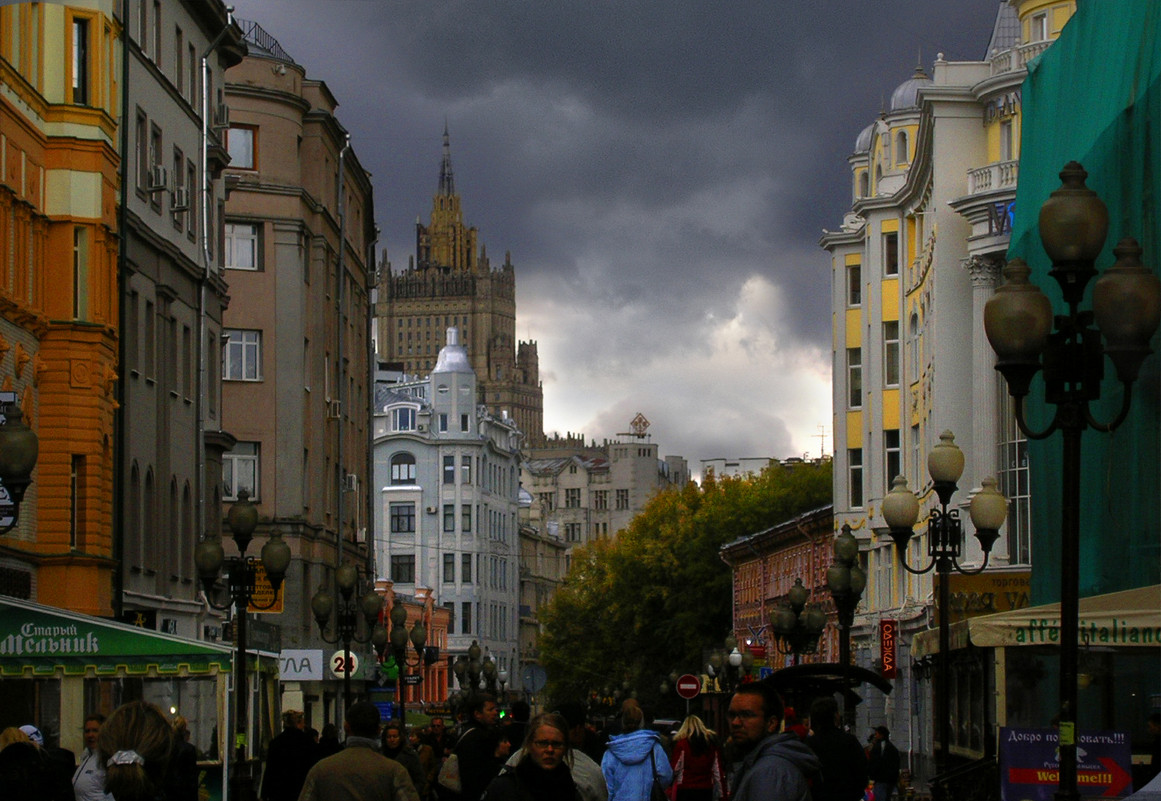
967, 160, 1018, 195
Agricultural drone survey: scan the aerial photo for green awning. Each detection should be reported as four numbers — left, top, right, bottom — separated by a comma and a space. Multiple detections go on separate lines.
0, 596, 232, 676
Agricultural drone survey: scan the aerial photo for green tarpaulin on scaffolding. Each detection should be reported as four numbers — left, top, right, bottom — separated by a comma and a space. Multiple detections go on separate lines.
1009, 0, 1161, 603
0, 596, 232, 676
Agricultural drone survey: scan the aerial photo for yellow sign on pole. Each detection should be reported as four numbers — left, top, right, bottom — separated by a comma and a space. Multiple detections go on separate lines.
247, 560, 284, 614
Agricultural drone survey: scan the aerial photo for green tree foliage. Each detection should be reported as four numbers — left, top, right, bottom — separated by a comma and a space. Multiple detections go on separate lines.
537, 460, 832, 712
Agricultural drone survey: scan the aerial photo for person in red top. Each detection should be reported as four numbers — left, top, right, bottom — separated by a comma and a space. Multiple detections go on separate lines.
668, 715, 725, 801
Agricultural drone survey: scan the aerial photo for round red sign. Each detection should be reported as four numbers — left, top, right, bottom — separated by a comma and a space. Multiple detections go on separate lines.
676, 673, 701, 700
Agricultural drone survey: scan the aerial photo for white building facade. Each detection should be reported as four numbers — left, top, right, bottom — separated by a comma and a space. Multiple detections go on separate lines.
373, 329, 522, 685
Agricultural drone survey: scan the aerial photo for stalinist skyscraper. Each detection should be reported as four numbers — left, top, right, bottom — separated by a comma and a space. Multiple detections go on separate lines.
375, 128, 544, 443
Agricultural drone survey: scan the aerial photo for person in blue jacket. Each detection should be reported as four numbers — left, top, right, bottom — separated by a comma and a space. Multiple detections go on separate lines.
601, 705, 673, 801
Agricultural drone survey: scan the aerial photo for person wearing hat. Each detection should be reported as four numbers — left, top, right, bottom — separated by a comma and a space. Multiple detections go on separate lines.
867, 727, 900, 801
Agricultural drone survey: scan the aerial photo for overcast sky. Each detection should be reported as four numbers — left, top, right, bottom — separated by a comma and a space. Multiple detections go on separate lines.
229, 0, 999, 472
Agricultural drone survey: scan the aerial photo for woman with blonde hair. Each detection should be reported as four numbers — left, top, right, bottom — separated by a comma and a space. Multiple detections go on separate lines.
668, 715, 724, 801
98, 700, 174, 801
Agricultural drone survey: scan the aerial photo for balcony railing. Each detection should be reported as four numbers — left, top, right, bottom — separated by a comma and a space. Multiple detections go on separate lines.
989, 41, 1051, 76
967, 161, 1019, 195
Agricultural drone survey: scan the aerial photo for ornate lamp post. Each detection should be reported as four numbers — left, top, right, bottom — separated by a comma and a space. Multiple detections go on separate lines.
881, 432, 1008, 778
386, 602, 427, 729
452, 640, 485, 700
310, 563, 385, 705
195, 490, 291, 801
498, 668, 509, 701
983, 162, 1161, 801
0, 404, 39, 535
770, 578, 827, 664
826, 524, 866, 726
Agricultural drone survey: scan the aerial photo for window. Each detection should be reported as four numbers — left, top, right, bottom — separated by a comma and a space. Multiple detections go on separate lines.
391, 555, 415, 584
615, 489, 629, 511
174, 27, 182, 97
858, 171, 869, 198
538, 492, 554, 512
884, 430, 901, 492
461, 456, 471, 484
565, 488, 580, 508
1030, 12, 1048, 41
152, 0, 161, 63
847, 263, 861, 306
389, 503, 415, 534
998, 392, 1031, 564
182, 325, 193, 397
909, 313, 920, 383
461, 601, 472, 634
223, 329, 262, 381
443, 505, 454, 532
73, 228, 89, 320
883, 321, 900, 387
149, 124, 163, 211
461, 504, 472, 533
172, 146, 184, 230
225, 223, 259, 270
565, 523, 582, 542
438, 413, 448, 432
188, 43, 196, 101
462, 554, 472, 584
226, 126, 256, 170
895, 130, 909, 164
460, 413, 469, 432
443, 554, 455, 583
849, 448, 863, 508
135, 110, 148, 192
71, 16, 90, 105
224, 442, 259, 501
390, 453, 416, 485
391, 407, 416, 432
1000, 120, 1014, 162
883, 231, 899, 276
70, 455, 85, 549
847, 348, 862, 408
593, 490, 608, 511
443, 455, 455, 484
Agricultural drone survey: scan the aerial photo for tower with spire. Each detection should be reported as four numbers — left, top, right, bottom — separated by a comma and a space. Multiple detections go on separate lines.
375, 128, 544, 444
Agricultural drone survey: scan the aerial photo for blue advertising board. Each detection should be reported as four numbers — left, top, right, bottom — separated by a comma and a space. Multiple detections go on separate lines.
1000, 727, 1134, 801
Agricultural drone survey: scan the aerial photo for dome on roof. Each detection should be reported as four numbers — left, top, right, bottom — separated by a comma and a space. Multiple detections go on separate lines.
890, 67, 933, 111
855, 123, 875, 153
432, 327, 473, 374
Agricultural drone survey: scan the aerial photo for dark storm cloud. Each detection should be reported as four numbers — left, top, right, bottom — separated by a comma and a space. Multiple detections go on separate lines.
230, 0, 1000, 466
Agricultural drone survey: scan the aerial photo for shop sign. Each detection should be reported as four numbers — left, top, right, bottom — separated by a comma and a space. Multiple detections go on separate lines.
935, 571, 1031, 625
279, 649, 323, 681
247, 561, 284, 614
1000, 727, 1133, 800
879, 619, 898, 678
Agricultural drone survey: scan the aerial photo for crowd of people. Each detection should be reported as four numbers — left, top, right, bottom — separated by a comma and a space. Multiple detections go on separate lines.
0, 684, 906, 801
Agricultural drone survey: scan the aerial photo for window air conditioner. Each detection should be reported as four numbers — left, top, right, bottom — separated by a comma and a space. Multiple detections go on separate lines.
171, 187, 190, 211
326, 399, 341, 419
148, 165, 169, 193
425, 506, 438, 515
344, 473, 358, 492
213, 103, 230, 130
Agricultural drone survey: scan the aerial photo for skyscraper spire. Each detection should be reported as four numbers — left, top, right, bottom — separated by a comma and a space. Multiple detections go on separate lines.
438, 121, 455, 196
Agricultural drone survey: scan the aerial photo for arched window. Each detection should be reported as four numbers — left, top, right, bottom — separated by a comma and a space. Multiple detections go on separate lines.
909, 313, 920, 383
129, 463, 142, 567
896, 130, 909, 164
391, 453, 417, 485
858, 172, 869, 198
875, 164, 883, 192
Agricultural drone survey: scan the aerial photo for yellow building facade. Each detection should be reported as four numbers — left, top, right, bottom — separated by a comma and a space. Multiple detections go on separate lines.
0, 2, 120, 614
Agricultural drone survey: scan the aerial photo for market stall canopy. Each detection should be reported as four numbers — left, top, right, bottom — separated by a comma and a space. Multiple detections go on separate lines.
912, 584, 1161, 659
0, 596, 233, 676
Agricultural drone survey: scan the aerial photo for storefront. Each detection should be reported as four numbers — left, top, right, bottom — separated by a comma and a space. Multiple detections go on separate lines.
912, 585, 1161, 769
0, 595, 231, 767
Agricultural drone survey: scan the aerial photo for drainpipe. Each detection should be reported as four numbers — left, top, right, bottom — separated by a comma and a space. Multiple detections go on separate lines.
113, 0, 133, 618
196, 6, 235, 561
336, 134, 350, 572
365, 226, 379, 578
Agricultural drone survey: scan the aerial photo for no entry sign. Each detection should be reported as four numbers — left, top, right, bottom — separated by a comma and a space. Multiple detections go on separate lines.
676, 673, 701, 700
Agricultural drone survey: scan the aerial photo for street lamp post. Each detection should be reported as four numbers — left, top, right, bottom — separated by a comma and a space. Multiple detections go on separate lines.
826, 524, 867, 726
0, 404, 39, 535
195, 490, 292, 801
386, 602, 427, 729
770, 578, 827, 664
452, 641, 484, 700
708, 634, 748, 693
310, 564, 385, 705
983, 162, 1161, 801
881, 432, 1008, 780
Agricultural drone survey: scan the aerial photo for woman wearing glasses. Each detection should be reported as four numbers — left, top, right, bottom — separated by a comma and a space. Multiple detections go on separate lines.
482, 713, 582, 801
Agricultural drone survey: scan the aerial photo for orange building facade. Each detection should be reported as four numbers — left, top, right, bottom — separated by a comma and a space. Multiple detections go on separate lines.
0, 2, 121, 614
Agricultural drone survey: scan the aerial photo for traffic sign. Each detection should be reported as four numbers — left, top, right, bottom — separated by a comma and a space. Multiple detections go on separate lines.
676, 673, 701, 700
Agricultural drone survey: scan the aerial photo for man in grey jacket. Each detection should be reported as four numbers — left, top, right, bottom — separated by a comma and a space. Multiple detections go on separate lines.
726, 684, 821, 801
